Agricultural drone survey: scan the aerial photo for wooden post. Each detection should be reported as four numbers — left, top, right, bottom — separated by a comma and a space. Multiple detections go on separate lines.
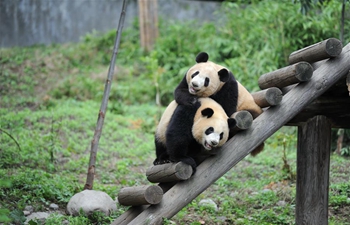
258, 62, 313, 89
118, 185, 163, 206
296, 116, 331, 225
138, 0, 158, 52
289, 38, 342, 65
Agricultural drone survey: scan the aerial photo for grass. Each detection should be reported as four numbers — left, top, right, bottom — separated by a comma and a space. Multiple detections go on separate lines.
1, 1, 350, 223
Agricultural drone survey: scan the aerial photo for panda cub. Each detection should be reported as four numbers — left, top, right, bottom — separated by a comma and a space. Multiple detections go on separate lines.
175, 52, 238, 118
154, 98, 236, 172
175, 52, 264, 155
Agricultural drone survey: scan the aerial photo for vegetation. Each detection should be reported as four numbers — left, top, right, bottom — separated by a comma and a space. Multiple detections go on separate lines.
1, 0, 349, 224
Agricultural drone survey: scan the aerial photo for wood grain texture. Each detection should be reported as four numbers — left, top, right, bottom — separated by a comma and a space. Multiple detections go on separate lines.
296, 116, 331, 225
112, 42, 350, 225
258, 62, 313, 89
289, 38, 343, 64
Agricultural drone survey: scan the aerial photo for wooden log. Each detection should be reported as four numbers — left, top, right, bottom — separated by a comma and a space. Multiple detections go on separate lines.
118, 185, 163, 206
112, 43, 350, 225
231, 110, 253, 130
146, 162, 192, 183
258, 62, 313, 89
289, 38, 343, 65
296, 116, 331, 225
251, 87, 283, 108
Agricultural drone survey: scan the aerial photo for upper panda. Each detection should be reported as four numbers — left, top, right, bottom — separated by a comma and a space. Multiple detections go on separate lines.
154, 98, 236, 172
175, 52, 264, 155
174, 52, 239, 118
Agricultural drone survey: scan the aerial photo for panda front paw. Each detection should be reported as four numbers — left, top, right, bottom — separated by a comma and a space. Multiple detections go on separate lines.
190, 97, 199, 105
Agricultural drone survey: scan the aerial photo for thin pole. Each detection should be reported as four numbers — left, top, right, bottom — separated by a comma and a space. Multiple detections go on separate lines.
84, 0, 128, 190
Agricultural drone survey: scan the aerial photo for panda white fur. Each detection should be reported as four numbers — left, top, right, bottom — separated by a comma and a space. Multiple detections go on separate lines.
175, 52, 264, 155
154, 98, 236, 172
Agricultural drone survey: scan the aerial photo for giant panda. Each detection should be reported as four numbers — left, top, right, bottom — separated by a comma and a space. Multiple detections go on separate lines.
174, 52, 238, 118
154, 97, 236, 172
174, 52, 264, 155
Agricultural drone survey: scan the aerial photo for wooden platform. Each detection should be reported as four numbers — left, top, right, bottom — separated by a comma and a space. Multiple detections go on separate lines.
112, 41, 350, 225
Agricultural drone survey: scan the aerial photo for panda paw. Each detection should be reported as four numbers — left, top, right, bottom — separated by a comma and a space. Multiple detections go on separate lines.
154, 159, 173, 165
190, 97, 199, 105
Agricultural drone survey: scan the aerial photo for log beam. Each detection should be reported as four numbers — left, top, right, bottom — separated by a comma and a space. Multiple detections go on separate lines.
289, 38, 342, 65
118, 185, 163, 206
296, 116, 331, 225
286, 96, 350, 128
146, 162, 192, 183
258, 62, 313, 89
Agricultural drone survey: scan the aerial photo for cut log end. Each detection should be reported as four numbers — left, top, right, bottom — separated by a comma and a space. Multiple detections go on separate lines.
295, 62, 313, 82
231, 110, 253, 130
252, 87, 283, 108
145, 186, 164, 205
326, 38, 343, 57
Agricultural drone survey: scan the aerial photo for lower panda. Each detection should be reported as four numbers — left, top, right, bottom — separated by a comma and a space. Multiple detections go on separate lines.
175, 52, 264, 155
154, 98, 236, 172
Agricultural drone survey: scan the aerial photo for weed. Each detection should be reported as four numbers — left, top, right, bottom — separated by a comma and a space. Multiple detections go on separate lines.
1, 1, 350, 224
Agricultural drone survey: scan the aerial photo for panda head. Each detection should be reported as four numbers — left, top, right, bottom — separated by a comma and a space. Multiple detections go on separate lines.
192, 98, 236, 151
186, 52, 231, 97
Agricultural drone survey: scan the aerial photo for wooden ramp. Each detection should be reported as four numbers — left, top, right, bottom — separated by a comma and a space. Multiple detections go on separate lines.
112, 42, 350, 225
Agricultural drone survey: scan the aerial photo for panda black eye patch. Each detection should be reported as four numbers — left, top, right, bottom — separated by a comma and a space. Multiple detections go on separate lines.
220, 132, 224, 140
204, 77, 210, 87
205, 127, 214, 135
191, 71, 199, 78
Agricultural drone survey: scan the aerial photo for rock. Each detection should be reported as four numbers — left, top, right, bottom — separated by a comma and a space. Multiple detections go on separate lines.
25, 212, 50, 224
49, 203, 59, 210
277, 200, 287, 207
23, 211, 31, 216
67, 190, 117, 216
24, 205, 33, 212
198, 199, 218, 211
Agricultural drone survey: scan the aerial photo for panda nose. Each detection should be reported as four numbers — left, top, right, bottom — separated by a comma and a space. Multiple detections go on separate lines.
192, 81, 198, 88
211, 140, 218, 146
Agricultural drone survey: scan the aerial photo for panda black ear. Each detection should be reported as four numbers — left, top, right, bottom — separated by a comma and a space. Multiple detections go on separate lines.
218, 68, 230, 82
196, 52, 209, 63
227, 118, 237, 129
201, 108, 214, 118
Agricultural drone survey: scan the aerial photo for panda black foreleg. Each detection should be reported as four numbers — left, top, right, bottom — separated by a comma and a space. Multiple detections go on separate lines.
166, 139, 197, 174
154, 139, 171, 165
174, 75, 198, 106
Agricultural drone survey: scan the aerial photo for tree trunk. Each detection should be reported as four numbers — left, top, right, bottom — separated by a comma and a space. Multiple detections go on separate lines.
138, 0, 158, 52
